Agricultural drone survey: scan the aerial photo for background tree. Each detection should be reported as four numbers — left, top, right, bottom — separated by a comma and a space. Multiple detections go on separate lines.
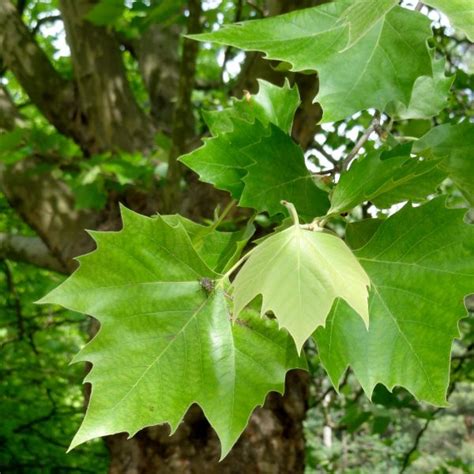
0, 0, 472, 473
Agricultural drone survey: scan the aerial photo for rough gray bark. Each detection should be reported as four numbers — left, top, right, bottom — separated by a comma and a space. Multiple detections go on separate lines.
59, 0, 155, 153
136, 24, 181, 129
0, 84, 23, 131
0, 158, 102, 271
0, 0, 80, 142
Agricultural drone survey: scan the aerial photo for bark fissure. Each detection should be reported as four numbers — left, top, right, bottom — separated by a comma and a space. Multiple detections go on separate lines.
0, 0, 80, 142
59, 0, 155, 154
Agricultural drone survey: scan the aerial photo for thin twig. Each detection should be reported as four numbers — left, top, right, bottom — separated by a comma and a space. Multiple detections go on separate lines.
313, 142, 339, 167
32, 15, 62, 35
246, 0, 265, 17
342, 111, 381, 171
415, 2, 423, 12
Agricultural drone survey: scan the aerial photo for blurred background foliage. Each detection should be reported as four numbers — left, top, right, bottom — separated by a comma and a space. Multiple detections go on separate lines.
0, 0, 473, 472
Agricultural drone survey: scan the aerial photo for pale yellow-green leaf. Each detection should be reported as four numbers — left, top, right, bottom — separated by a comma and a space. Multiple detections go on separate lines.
232, 225, 370, 352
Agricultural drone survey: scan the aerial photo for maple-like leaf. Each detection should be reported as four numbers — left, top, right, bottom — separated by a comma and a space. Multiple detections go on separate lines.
232, 222, 370, 352
181, 85, 329, 218
39, 207, 305, 457
338, 0, 398, 48
414, 122, 474, 205
191, 2, 433, 122
329, 146, 445, 215
315, 198, 474, 405
180, 117, 267, 198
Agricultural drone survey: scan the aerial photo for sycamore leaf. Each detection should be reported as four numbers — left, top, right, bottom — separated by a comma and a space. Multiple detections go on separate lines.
329, 146, 445, 215
232, 223, 370, 352
180, 80, 329, 218
181, 80, 301, 198
315, 198, 474, 405
414, 122, 474, 205
191, 2, 433, 122
424, 0, 474, 41
386, 54, 454, 120
181, 120, 329, 218
39, 207, 304, 457
203, 79, 300, 136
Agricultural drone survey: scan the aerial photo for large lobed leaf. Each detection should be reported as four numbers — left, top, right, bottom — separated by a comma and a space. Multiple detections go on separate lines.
39, 208, 305, 457
191, 2, 433, 122
233, 223, 370, 352
315, 198, 474, 405
162, 214, 255, 274
180, 81, 329, 218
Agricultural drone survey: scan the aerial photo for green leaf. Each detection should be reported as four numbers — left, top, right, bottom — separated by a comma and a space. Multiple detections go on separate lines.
202, 79, 300, 135
424, 0, 474, 41
145, 0, 186, 27
180, 117, 268, 198
329, 146, 445, 215
338, 0, 398, 48
162, 215, 255, 273
386, 54, 454, 120
239, 124, 330, 218
181, 120, 329, 218
315, 198, 474, 405
345, 218, 383, 250
233, 223, 370, 352
71, 182, 108, 211
39, 207, 304, 457
248, 79, 300, 134
414, 122, 474, 204
191, 3, 433, 122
